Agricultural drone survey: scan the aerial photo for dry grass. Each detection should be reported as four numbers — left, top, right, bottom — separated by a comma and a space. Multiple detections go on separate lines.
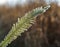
0, 0, 60, 47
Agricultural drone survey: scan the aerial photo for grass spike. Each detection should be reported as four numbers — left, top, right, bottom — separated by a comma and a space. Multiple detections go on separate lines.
0, 5, 50, 47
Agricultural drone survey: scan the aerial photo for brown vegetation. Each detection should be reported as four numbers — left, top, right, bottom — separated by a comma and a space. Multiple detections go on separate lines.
0, 0, 60, 47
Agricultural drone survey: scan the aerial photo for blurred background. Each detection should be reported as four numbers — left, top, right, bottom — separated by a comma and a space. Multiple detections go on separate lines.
0, 0, 60, 6
0, 0, 60, 47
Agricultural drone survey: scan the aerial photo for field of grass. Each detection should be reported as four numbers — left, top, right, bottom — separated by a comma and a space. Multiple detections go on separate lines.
0, 0, 60, 47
